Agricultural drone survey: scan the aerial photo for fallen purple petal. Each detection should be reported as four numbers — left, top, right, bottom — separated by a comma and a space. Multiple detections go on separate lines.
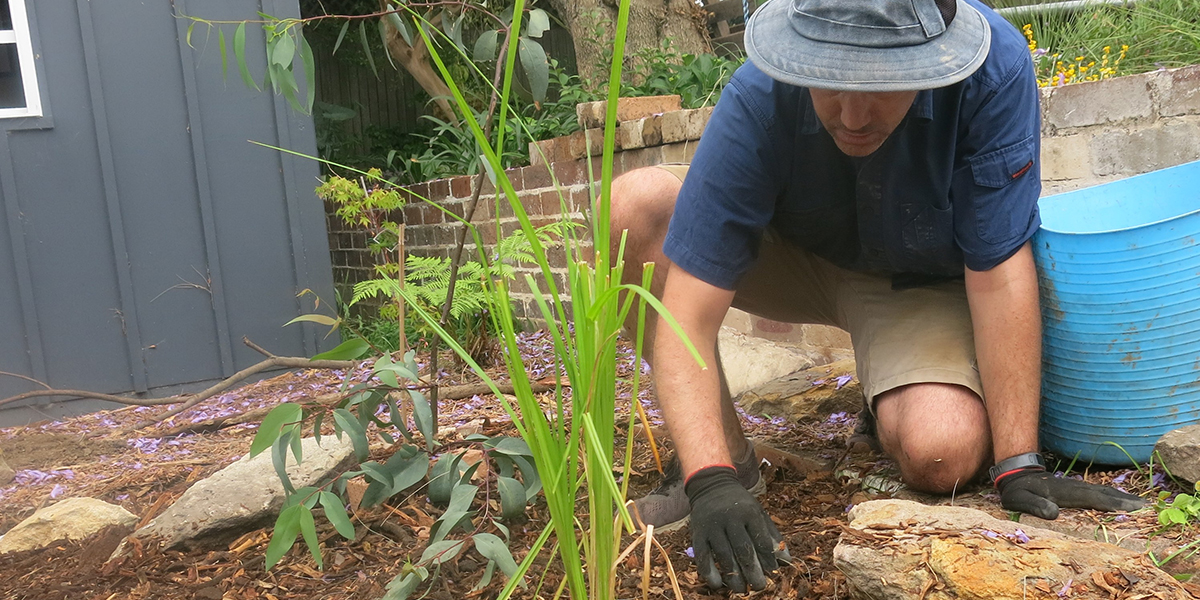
1013, 529, 1030, 544
835, 374, 853, 389
684, 547, 694, 558
1057, 578, 1072, 597
50, 484, 65, 499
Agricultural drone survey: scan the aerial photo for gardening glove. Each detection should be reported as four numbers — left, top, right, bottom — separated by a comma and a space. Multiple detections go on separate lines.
996, 468, 1145, 520
685, 465, 785, 592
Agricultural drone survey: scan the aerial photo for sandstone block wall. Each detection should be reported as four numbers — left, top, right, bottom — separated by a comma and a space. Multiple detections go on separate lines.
1039, 64, 1200, 195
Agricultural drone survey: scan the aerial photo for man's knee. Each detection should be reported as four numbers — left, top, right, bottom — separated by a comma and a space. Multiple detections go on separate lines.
876, 383, 991, 494
609, 167, 681, 249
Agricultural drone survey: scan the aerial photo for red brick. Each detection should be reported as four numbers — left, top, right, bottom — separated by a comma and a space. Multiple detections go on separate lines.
421, 204, 443, 224
576, 95, 683, 129
407, 182, 431, 203
540, 190, 566, 217
521, 164, 553, 190
427, 178, 451, 200
571, 187, 594, 214
495, 196, 516, 219
402, 204, 423, 225
452, 176, 473, 198
620, 148, 658, 173
552, 160, 584, 186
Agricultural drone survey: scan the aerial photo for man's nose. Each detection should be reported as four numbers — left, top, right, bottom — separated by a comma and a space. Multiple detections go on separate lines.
840, 94, 872, 131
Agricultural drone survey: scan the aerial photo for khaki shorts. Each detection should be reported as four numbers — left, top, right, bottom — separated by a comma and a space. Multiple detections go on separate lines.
659, 164, 983, 408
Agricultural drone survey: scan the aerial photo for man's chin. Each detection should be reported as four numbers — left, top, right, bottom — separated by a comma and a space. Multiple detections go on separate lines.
834, 138, 884, 157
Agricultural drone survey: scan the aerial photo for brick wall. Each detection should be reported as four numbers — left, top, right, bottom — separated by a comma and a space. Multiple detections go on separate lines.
324, 95, 711, 318
327, 64, 1200, 329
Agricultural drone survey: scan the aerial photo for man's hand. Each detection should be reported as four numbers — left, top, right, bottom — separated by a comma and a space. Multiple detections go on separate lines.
686, 466, 784, 592
997, 469, 1145, 520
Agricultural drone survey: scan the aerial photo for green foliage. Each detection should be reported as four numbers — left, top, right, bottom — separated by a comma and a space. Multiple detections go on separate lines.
1004, 0, 1200, 84
621, 41, 742, 109
1155, 490, 1200, 528
404, 1, 704, 597
248, 350, 539, 597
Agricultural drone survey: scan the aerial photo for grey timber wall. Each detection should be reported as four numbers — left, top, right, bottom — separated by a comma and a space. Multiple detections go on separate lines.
0, 0, 336, 425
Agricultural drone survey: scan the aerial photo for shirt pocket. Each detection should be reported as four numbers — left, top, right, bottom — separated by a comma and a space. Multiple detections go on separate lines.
968, 135, 1038, 245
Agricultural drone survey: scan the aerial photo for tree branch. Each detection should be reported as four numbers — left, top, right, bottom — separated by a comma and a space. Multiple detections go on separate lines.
154, 379, 557, 438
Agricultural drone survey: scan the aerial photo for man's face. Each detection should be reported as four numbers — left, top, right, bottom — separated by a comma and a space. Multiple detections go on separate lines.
809, 89, 919, 157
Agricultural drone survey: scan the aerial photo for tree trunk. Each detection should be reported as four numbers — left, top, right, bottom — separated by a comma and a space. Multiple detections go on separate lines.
379, 10, 459, 123
547, 0, 712, 89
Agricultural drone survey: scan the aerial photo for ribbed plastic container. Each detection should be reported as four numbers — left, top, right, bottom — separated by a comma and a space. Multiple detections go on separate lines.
1034, 160, 1200, 465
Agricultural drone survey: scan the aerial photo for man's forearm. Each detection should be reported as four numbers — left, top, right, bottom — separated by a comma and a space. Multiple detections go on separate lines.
653, 268, 737, 476
965, 243, 1042, 463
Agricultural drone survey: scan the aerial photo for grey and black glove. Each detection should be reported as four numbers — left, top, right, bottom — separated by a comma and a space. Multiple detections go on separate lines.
685, 466, 785, 592
994, 457, 1144, 520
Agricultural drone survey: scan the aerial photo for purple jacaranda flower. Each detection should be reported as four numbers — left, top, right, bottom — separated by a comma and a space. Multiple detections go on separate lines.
1112, 472, 1129, 484
1152, 472, 1167, 488
1057, 579, 1072, 597
982, 530, 999, 539
685, 547, 695, 558
1114, 514, 1129, 523
835, 374, 853, 389
50, 484, 65, 499
1034, 48, 1048, 56
1013, 529, 1030, 544
811, 379, 827, 386
116, 494, 129, 501
844, 504, 855, 513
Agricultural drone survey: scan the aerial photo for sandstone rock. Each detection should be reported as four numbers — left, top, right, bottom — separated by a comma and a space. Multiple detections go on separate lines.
718, 327, 825, 398
0, 497, 137, 554
134, 435, 355, 549
1155, 424, 1200, 483
834, 499, 1191, 600
735, 358, 862, 422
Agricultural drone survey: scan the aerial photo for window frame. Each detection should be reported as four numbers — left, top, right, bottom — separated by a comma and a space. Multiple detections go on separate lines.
0, 0, 41, 119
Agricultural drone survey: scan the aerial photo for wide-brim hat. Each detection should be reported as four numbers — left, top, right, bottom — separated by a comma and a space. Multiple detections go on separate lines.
744, 0, 991, 92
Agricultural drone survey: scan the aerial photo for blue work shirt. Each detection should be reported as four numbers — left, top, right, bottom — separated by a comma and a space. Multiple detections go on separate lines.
663, 2, 1042, 290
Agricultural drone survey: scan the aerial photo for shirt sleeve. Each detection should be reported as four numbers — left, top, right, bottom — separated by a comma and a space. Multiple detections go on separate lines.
662, 68, 783, 290
952, 49, 1043, 272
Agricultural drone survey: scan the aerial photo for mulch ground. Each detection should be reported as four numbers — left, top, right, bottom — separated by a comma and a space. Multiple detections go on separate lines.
0, 331, 1189, 600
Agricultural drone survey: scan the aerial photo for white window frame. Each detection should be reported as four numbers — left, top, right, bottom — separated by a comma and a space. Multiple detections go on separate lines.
0, 0, 41, 119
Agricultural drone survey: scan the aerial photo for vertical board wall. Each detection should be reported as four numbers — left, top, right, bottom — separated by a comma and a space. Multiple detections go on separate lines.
0, 0, 336, 425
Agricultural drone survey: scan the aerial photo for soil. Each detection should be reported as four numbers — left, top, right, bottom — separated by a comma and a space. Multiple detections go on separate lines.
0, 334, 1192, 600
0, 433, 126, 471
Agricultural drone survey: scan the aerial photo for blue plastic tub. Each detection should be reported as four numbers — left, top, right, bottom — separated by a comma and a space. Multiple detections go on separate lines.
1034, 159, 1200, 465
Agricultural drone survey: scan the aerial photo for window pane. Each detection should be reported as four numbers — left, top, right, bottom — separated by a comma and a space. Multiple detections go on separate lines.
0, 1, 11, 31
0, 44, 26, 109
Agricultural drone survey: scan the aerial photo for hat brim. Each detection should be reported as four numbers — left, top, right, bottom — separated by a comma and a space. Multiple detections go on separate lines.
744, 0, 991, 92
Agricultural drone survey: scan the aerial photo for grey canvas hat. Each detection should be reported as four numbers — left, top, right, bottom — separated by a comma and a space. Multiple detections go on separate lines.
744, 0, 991, 91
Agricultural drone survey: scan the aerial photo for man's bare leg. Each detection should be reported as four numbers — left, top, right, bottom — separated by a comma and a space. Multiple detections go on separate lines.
874, 383, 992, 493
609, 166, 751, 459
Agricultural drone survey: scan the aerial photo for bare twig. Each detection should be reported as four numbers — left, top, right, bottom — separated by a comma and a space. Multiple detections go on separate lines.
242, 337, 277, 359
0, 339, 362, 433
154, 379, 558, 438
118, 355, 362, 433
0, 371, 51, 390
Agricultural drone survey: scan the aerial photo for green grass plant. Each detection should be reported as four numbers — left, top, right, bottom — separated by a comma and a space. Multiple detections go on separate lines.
390, 1, 703, 598
1000, 0, 1200, 86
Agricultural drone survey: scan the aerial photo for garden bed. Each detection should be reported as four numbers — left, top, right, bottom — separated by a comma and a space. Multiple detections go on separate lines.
0, 333, 1188, 599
